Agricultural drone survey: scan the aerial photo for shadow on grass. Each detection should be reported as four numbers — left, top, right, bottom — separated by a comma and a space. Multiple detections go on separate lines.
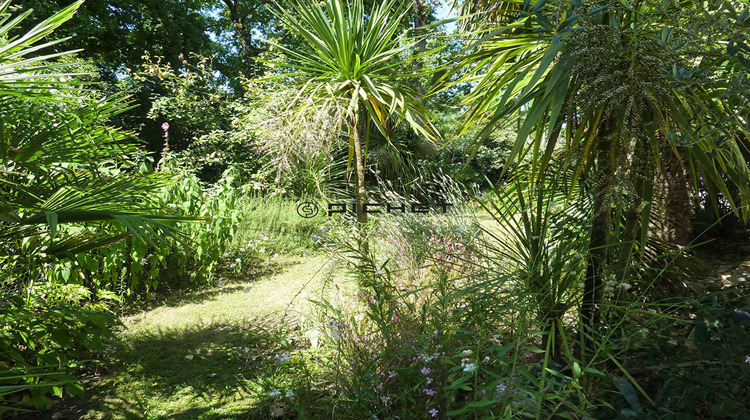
22, 315, 292, 420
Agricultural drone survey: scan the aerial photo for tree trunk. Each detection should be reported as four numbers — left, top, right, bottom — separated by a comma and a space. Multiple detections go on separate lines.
653, 148, 692, 247
614, 136, 649, 304
411, 0, 427, 95
222, 0, 259, 63
651, 147, 693, 291
352, 120, 369, 253
580, 115, 616, 357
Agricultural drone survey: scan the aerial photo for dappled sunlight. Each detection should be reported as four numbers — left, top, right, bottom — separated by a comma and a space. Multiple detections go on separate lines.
3, 0, 750, 418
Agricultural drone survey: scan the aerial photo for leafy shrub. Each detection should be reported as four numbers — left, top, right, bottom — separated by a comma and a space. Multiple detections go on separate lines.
600, 296, 750, 418
0, 293, 114, 410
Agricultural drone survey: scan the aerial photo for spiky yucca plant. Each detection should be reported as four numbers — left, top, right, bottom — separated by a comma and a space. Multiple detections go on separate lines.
266, 0, 440, 251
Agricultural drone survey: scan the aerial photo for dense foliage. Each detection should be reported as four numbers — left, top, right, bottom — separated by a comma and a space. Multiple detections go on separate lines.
2, 0, 750, 417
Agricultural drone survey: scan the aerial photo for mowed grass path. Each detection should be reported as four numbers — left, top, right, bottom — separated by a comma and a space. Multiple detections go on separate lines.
64, 254, 339, 420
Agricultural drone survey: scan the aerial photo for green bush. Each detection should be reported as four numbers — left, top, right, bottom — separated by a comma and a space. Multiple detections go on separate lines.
0, 293, 114, 410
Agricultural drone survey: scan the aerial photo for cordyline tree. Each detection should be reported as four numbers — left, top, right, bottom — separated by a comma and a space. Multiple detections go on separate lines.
447, 0, 750, 358
265, 0, 440, 252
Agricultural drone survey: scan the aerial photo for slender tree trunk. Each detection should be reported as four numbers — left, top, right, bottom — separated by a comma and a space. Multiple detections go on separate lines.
580, 115, 616, 357
352, 120, 369, 253
411, 0, 427, 95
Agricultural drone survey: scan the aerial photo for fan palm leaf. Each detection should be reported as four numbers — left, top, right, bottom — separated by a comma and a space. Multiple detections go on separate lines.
0, 0, 194, 262
442, 0, 750, 354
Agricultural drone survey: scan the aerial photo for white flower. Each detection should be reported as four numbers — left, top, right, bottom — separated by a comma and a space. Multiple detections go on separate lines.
463, 363, 477, 372
274, 353, 291, 362
269, 389, 281, 397
285, 391, 294, 398
421, 354, 436, 363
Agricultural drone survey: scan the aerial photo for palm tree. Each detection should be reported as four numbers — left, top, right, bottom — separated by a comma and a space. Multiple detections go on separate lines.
1, 0, 196, 407
1, 0, 189, 272
267, 0, 440, 251
447, 0, 750, 356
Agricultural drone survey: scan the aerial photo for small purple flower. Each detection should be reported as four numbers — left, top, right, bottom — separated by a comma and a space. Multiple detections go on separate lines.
429, 408, 439, 417
497, 381, 507, 391
745, 355, 750, 364
422, 388, 436, 396
381, 396, 389, 403
161, 122, 170, 131
426, 377, 433, 384
421, 367, 431, 375
370, 353, 378, 360
388, 370, 397, 378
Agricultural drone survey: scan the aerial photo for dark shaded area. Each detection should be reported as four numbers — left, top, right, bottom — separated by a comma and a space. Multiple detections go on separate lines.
11, 315, 285, 420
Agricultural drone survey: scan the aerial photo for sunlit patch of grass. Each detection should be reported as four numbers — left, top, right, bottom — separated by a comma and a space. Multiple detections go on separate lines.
62, 254, 342, 420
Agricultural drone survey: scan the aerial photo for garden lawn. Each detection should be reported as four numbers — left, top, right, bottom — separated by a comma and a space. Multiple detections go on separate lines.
58, 254, 339, 420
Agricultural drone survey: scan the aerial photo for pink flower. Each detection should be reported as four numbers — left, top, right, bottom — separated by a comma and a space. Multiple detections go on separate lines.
422, 388, 436, 396
429, 408, 439, 417
745, 355, 750, 363
161, 122, 170, 131
421, 367, 431, 375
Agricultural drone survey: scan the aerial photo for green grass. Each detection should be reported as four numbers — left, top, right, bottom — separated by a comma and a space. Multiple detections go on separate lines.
57, 254, 345, 420
233, 195, 326, 256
